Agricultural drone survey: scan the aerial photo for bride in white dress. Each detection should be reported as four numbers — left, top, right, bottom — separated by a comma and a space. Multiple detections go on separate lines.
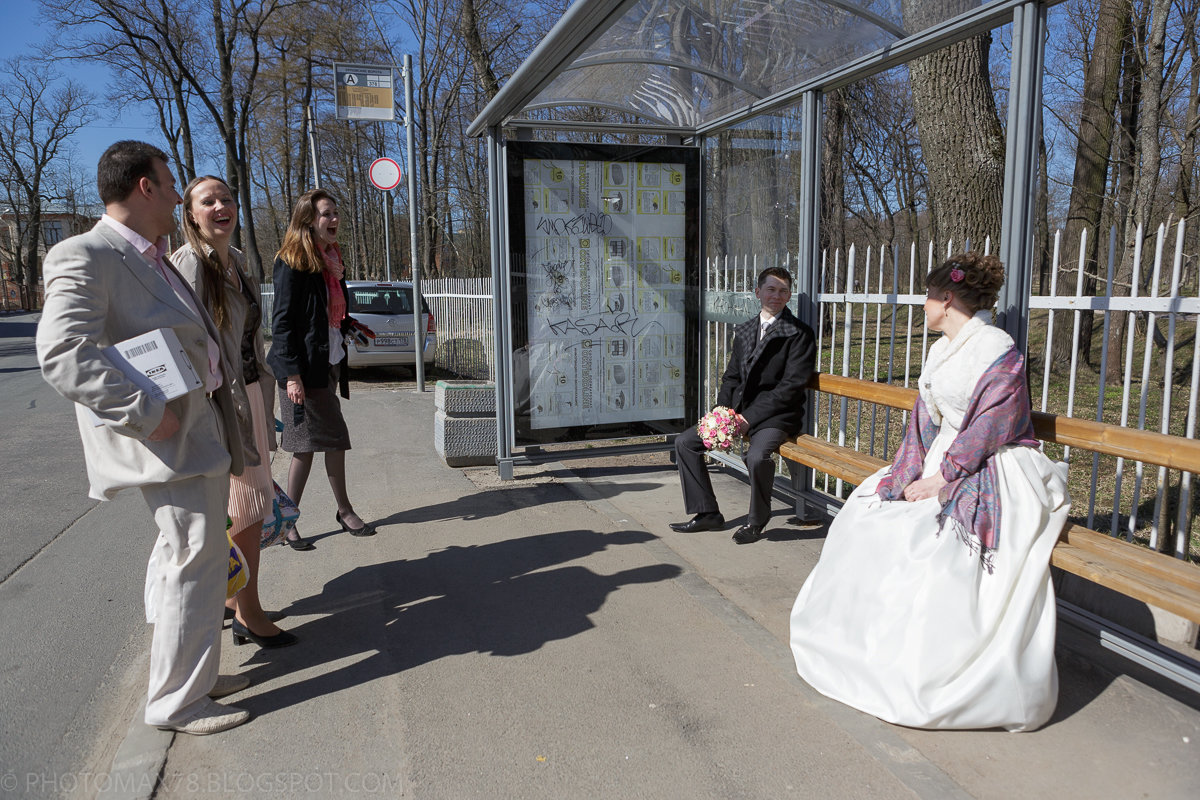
790, 252, 1071, 731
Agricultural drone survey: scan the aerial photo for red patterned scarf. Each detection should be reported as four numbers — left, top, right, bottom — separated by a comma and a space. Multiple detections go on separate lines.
321, 242, 346, 327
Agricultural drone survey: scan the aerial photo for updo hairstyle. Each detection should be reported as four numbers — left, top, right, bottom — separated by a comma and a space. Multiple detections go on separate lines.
925, 251, 1005, 314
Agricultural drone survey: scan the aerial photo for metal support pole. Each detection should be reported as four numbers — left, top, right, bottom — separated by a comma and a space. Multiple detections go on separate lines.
792, 88, 824, 518
383, 190, 391, 281
404, 54, 425, 391
796, 89, 823, 329
997, 1, 1045, 353
487, 127, 514, 480
306, 104, 321, 189
695, 133, 708, 420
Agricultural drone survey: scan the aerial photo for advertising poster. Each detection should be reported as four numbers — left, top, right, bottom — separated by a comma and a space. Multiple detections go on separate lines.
507, 144, 698, 442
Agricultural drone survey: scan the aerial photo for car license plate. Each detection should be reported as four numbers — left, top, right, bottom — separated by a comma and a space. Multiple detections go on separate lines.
374, 335, 409, 347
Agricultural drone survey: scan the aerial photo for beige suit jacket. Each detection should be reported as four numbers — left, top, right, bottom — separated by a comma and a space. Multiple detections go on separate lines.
36, 221, 243, 500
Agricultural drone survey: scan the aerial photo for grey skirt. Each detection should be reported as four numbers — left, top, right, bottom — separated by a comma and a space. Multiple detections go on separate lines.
278, 365, 352, 453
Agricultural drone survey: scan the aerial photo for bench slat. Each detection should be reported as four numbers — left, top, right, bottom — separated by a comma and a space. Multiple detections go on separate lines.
1060, 523, 1200, 593
1030, 414, 1200, 473
1050, 542, 1200, 624
806, 372, 1200, 473
780, 436, 884, 486
778, 392, 1200, 624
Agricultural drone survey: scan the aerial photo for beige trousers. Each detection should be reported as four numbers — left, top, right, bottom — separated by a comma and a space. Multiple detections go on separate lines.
141, 471, 230, 726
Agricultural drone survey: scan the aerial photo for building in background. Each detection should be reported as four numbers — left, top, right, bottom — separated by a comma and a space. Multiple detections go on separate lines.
0, 206, 97, 310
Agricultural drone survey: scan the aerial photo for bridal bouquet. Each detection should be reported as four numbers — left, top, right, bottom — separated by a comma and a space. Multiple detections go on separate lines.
698, 406, 740, 452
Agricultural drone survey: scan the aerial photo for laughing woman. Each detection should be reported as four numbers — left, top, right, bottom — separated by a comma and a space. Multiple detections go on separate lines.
267, 189, 375, 546
175, 175, 297, 649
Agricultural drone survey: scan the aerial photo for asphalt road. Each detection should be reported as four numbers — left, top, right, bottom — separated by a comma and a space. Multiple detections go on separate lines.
0, 311, 153, 796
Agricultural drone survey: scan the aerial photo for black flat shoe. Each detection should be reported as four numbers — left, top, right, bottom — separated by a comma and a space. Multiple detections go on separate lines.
231, 618, 298, 649
669, 512, 725, 533
284, 531, 314, 551
336, 510, 376, 537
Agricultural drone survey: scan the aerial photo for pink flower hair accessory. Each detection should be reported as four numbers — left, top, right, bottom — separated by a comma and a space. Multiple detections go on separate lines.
949, 267, 965, 282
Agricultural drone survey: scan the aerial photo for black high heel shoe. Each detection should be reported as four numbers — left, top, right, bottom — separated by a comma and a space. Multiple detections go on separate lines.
225, 608, 286, 622
336, 510, 376, 537
231, 618, 299, 649
284, 530, 314, 551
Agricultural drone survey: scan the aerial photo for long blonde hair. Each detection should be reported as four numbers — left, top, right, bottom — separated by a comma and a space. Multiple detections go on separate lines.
277, 188, 337, 275
181, 175, 236, 330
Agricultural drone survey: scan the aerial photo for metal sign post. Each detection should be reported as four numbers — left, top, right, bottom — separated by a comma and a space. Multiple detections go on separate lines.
404, 54, 424, 393
368, 157, 402, 281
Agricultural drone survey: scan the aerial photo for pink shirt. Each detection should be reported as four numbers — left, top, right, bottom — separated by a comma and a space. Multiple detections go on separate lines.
100, 215, 222, 392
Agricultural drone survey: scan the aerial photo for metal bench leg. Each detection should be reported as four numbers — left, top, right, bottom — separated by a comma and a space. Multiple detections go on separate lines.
785, 462, 824, 528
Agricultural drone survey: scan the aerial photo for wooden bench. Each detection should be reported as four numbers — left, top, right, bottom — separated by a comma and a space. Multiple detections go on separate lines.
779, 372, 1200, 627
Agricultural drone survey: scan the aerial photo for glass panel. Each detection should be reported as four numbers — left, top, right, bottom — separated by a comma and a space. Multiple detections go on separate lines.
516, 0, 993, 129
704, 109, 806, 259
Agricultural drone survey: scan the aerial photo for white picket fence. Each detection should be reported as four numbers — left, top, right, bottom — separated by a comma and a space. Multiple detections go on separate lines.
705, 222, 1200, 561
422, 277, 495, 380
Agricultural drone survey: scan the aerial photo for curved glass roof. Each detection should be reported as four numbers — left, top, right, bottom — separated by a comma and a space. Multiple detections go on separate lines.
470, 0, 997, 135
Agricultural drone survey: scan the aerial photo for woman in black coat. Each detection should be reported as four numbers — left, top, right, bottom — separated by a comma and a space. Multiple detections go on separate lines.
267, 189, 375, 547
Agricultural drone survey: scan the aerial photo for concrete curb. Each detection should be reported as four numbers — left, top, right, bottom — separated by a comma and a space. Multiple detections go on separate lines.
95, 710, 171, 800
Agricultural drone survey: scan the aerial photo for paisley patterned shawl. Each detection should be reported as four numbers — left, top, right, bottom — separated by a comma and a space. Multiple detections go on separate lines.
876, 346, 1038, 566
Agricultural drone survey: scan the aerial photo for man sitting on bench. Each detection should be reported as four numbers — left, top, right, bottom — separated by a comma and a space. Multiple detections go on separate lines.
670, 266, 816, 544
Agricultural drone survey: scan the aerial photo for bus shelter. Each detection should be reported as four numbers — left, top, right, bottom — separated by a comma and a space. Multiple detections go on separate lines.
468, 0, 1053, 481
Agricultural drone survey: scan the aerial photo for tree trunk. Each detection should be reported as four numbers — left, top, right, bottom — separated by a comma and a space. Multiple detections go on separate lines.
458, 0, 501, 99
821, 87, 847, 267
1036, 129, 1050, 296
1051, 0, 1131, 369
211, 0, 238, 203
903, 0, 1004, 250
21, 197, 41, 307
1107, 0, 1169, 401
1173, 12, 1198, 239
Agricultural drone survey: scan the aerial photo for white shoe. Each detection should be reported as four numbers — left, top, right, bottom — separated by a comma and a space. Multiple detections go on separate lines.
156, 700, 250, 735
208, 673, 251, 698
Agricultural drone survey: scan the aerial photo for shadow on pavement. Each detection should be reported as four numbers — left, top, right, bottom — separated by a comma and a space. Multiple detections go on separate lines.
235, 528, 680, 716
376, 481, 662, 525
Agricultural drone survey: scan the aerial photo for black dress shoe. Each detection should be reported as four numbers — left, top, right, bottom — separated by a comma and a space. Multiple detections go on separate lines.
336, 510, 376, 537
231, 618, 299, 649
669, 512, 725, 533
732, 524, 765, 544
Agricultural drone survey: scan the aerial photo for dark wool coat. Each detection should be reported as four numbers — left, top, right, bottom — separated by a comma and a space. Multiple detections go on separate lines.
266, 255, 351, 398
716, 305, 816, 436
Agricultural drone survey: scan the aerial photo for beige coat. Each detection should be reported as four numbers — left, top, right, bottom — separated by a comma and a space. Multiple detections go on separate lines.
36, 222, 243, 500
172, 243, 277, 467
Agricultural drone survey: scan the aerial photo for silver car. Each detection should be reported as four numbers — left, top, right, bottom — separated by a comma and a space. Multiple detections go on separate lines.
344, 280, 435, 369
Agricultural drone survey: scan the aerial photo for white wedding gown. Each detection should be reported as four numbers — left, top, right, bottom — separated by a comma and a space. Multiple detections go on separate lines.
790, 319, 1071, 731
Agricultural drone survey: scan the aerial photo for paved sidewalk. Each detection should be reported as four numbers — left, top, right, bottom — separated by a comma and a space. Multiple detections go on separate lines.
99, 384, 1199, 799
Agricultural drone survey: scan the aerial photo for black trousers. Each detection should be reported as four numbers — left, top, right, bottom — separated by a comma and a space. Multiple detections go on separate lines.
675, 426, 790, 527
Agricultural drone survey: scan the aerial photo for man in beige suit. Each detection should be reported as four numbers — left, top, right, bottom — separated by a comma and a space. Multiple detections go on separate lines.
37, 141, 250, 735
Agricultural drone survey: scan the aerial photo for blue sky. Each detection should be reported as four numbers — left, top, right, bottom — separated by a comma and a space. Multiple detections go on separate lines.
2, 0, 420, 196
1, 0, 198, 189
